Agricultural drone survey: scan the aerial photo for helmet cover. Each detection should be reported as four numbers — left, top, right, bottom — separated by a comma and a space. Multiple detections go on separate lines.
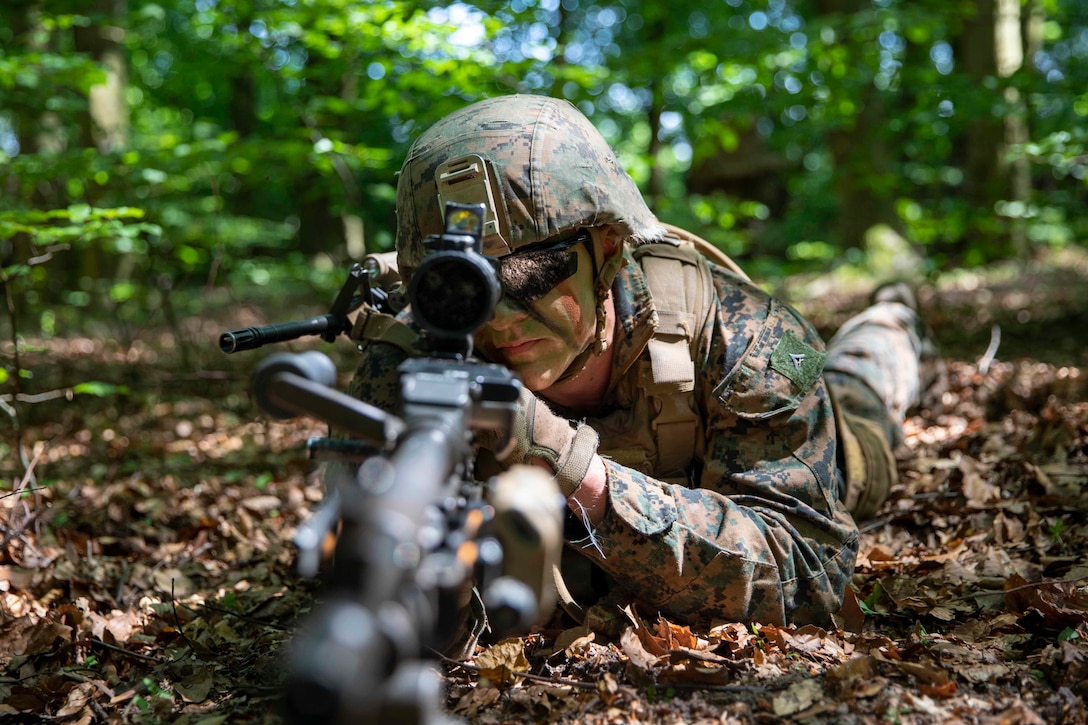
395, 94, 664, 280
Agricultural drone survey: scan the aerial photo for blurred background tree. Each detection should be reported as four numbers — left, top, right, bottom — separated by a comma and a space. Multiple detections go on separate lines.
2, 0, 1087, 340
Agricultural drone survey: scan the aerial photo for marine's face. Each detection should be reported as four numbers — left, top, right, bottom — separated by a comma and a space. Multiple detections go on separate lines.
474, 238, 598, 391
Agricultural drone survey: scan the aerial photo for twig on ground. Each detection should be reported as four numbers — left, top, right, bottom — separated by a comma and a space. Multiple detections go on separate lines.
89, 699, 110, 721
441, 654, 786, 695
0, 503, 42, 549
440, 656, 598, 690
116, 560, 130, 606
86, 637, 162, 663
952, 573, 1088, 602
171, 579, 200, 656
157, 585, 294, 632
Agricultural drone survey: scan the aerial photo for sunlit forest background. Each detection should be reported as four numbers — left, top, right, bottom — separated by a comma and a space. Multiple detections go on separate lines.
4, 0, 1088, 445
4, 0, 1088, 327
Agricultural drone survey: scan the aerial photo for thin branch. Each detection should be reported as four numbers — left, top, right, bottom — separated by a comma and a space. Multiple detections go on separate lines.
116, 560, 130, 606
171, 578, 200, 656
2, 445, 49, 549
0, 388, 76, 404
26, 242, 72, 266
2, 259, 25, 472
0, 508, 42, 550
952, 573, 1088, 602
440, 653, 787, 694
7, 457, 47, 497
439, 656, 598, 690
85, 637, 162, 663
152, 582, 293, 632
977, 325, 1002, 375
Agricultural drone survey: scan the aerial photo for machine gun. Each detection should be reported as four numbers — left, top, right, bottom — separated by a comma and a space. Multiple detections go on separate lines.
221, 203, 564, 724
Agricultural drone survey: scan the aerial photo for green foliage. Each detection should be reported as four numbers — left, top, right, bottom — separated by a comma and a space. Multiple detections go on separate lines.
859, 582, 886, 616
1058, 627, 1080, 643
0, 205, 162, 332
0, 205, 155, 248
72, 381, 130, 397
643, 682, 677, 703
1048, 517, 1066, 542
0, 0, 1086, 341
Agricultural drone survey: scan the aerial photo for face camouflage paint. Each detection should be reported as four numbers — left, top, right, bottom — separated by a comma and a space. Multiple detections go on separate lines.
474, 239, 599, 391
493, 231, 590, 306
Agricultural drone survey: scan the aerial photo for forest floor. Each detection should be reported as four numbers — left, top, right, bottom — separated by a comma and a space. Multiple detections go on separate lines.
2, 246, 1088, 724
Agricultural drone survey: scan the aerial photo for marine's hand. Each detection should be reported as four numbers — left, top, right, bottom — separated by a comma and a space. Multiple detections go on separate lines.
484, 386, 599, 498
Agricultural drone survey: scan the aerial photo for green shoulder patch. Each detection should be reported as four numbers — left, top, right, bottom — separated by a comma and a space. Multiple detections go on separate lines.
769, 329, 826, 390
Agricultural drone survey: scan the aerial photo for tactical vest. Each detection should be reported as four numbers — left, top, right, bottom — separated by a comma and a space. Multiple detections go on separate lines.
588, 227, 735, 484
593, 226, 890, 516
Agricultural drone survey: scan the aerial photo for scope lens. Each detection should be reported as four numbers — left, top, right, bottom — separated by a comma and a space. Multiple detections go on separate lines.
409, 252, 500, 338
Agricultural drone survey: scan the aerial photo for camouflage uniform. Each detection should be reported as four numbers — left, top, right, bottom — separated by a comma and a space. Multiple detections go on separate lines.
825, 301, 924, 452
346, 95, 926, 628
347, 266, 926, 628
533, 249, 856, 627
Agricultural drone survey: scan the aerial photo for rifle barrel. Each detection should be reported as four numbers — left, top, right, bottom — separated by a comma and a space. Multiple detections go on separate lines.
219, 314, 343, 353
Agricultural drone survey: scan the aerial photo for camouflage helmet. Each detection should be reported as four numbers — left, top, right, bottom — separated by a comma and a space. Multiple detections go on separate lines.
395, 94, 665, 283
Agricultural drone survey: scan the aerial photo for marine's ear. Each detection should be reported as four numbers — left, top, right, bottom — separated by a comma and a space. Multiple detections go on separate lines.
592, 224, 624, 258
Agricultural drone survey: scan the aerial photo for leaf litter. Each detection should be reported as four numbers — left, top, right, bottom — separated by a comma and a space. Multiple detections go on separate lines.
2, 290, 1088, 723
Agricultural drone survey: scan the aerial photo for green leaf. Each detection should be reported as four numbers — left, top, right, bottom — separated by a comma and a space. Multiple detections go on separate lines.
67, 204, 92, 224
109, 282, 136, 302
72, 381, 129, 397
1059, 627, 1080, 643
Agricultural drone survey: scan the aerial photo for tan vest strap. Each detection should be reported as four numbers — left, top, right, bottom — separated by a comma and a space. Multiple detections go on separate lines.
349, 306, 421, 356
632, 243, 715, 476
660, 223, 750, 281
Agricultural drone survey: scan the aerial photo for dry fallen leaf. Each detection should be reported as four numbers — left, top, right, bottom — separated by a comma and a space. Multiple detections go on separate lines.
620, 625, 666, 672
174, 666, 215, 703
473, 637, 530, 689
772, 679, 823, 717
550, 625, 595, 658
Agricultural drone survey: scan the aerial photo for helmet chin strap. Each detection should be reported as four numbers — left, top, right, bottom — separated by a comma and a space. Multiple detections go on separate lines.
554, 246, 625, 384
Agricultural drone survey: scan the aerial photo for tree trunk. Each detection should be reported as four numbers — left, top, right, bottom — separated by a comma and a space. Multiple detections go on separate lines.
686, 125, 793, 215
641, 12, 669, 206
73, 0, 130, 153
824, 92, 898, 250
958, 0, 1032, 254
1007, 0, 1045, 256
227, 5, 258, 219
294, 52, 347, 257
814, 0, 898, 250
958, 1, 1005, 208
647, 80, 666, 204
72, 0, 130, 289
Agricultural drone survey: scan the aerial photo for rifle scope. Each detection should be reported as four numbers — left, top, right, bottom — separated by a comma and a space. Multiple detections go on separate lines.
408, 202, 501, 342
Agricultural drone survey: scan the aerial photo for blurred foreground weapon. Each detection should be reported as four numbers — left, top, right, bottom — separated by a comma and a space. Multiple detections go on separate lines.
221, 203, 564, 724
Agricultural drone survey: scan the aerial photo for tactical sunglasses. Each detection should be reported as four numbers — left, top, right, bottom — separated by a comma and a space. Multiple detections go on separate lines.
493, 230, 591, 305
